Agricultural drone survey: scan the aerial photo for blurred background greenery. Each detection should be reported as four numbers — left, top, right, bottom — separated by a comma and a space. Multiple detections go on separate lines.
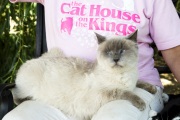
0, 1, 180, 94
0, 2, 36, 83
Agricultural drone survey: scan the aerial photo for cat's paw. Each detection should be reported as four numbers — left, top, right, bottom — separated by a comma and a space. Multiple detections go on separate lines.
149, 85, 157, 94
132, 96, 146, 111
136, 81, 157, 94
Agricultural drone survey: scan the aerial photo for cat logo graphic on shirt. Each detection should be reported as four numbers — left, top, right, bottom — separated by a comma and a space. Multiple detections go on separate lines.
61, 17, 73, 35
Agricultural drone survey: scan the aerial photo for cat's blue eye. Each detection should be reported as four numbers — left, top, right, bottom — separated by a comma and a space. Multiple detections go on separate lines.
118, 49, 125, 54
107, 51, 113, 55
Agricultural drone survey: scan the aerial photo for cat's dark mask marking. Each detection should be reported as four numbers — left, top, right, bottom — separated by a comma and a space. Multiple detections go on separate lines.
103, 40, 127, 62
95, 31, 138, 62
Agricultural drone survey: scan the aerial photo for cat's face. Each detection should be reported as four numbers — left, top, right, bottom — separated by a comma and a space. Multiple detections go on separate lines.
95, 32, 138, 73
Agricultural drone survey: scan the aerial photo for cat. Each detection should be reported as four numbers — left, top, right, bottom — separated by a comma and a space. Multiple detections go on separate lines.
12, 31, 157, 120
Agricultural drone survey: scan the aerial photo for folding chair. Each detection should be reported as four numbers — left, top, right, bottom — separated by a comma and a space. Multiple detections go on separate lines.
0, 1, 179, 119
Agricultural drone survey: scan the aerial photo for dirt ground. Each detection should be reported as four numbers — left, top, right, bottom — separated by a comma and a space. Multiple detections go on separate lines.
161, 75, 180, 94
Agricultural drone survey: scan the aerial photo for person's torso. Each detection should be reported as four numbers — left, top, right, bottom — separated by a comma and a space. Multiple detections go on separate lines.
43, 0, 162, 87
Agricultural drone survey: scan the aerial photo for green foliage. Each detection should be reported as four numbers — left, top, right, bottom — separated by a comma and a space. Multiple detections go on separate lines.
0, 2, 36, 83
177, 0, 180, 11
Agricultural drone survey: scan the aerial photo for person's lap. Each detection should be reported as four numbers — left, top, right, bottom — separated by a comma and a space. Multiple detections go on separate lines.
92, 87, 164, 120
3, 87, 163, 120
2, 101, 72, 120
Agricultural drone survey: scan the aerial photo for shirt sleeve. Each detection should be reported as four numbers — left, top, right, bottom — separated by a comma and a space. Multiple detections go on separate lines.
9, 0, 44, 4
150, 0, 180, 50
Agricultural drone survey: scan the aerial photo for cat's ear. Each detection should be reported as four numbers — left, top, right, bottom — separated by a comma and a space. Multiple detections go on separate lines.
95, 33, 106, 44
128, 30, 138, 42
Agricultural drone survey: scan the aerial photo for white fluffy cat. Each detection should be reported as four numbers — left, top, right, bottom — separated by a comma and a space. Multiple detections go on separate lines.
12, 31, 156, 120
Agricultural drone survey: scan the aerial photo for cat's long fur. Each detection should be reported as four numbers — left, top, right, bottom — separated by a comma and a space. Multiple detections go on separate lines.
12, 32, 156, 120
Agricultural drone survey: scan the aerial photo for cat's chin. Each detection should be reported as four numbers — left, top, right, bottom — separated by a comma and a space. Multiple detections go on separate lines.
110, 64, 126, 73
111, 61, 126, 68
112, 64, 123, 68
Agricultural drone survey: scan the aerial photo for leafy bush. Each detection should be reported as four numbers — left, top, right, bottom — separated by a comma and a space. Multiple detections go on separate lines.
0, 2, 36, 83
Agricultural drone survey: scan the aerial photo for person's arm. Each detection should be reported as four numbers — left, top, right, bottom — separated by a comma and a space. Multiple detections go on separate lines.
161, 45, 180, 83
149, 0, 180, 83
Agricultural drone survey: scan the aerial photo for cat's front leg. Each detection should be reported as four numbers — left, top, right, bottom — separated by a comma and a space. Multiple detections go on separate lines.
136, 81, 157, 94
108, 89, 146, 111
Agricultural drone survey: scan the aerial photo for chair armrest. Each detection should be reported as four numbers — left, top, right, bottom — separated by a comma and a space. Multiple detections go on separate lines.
0, 83, 15, 119
155, 66, 171, 74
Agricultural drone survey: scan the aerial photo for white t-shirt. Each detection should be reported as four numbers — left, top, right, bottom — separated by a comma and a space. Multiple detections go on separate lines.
10, 0, 180, 88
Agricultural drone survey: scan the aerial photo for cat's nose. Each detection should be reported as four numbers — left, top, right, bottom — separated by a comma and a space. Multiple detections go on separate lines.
113, 58, 119, 63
